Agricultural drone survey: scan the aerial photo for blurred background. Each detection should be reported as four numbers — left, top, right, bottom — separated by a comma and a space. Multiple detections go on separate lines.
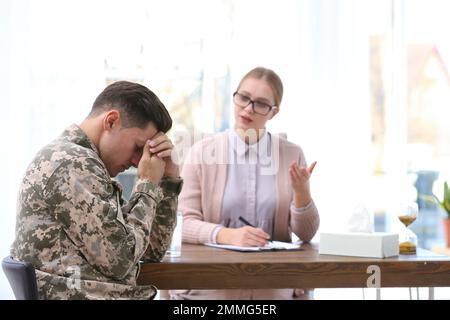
1, 0, 450, 299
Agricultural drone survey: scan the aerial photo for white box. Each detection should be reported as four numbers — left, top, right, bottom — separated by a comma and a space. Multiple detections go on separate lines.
319, 232, 399, 258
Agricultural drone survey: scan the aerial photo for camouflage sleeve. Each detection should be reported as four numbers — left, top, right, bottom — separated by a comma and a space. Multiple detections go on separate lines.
140, 176, 183, 262
45, 158, 163, 281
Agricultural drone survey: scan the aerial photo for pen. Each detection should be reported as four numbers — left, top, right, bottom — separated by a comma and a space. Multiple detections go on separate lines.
238, 216, 272, 242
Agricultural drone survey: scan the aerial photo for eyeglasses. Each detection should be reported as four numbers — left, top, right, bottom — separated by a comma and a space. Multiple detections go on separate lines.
233, 92, 278, 115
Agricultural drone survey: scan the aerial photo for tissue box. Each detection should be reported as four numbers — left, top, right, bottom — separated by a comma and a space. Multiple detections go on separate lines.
319, 232, 399, 258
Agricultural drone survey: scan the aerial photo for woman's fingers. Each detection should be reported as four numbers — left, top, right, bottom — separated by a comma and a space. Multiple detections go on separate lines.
245, 226, 270, 239
290, 167, 303, 185
242, 226, 270, 246
292, 165, 305, 181
289, 167, 299, 183
254, 228, 270, 240
244, 236, 267, 247
290, 161, 317, 179
308, 161, 317, 174
295, 164, 312, 180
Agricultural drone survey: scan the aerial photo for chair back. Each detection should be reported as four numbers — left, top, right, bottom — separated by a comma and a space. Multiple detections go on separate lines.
2, 256, 38, 300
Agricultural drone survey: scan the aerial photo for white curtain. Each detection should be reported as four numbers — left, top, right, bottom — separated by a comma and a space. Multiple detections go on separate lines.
0, 0, 106, 298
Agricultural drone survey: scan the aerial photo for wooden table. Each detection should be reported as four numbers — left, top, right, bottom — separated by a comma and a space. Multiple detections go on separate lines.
137, 243, 450, 290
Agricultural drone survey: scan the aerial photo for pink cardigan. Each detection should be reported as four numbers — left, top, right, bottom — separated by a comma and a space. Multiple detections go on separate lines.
171, 132, 320, 300
180, 132, 320, 245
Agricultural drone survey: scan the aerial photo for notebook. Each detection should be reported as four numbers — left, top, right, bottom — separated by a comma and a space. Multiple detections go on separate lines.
204, 241, 302, 252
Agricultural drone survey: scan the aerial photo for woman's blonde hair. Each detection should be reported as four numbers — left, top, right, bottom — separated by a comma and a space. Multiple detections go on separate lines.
237, 67, 283, 106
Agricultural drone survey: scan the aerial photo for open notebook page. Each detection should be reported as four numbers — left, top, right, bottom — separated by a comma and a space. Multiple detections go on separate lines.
204, 241, 302, 252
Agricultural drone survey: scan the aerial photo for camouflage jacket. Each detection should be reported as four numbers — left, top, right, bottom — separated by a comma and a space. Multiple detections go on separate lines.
11, 124, 182, 300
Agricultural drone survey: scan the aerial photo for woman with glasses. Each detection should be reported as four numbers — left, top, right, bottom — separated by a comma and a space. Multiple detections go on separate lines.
171, 67, 319, 300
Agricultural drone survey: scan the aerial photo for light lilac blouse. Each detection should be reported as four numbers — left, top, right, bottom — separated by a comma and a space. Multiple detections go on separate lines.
211, 129, 312, 243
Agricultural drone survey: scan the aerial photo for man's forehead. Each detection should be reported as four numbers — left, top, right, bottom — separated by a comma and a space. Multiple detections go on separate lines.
125, 123, 157, 143
135, 138, 147, 145
140, 122, 159, 140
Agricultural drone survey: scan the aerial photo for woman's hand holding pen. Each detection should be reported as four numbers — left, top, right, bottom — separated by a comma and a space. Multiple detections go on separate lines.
289, 161, 317, 208
216, 226, 270, 247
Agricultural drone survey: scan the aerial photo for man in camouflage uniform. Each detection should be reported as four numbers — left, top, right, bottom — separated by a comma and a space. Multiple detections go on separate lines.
11, 81, 183, 299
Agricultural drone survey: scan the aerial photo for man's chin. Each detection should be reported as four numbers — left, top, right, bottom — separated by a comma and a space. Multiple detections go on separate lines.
108, 168, 120, 178
108, 165, 127, 177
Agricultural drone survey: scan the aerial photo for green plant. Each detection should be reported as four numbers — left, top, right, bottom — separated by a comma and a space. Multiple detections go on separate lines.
441, 181, 450, 218
419, 181, 450, 218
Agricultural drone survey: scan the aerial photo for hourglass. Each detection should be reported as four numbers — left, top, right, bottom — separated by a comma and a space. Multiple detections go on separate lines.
398, 203, 419, 254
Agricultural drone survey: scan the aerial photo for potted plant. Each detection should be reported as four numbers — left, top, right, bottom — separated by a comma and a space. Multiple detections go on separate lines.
440, 182, 450, 247
421, 181, 450, 247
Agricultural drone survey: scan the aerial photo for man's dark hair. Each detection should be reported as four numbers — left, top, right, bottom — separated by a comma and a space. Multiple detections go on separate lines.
89, 81, 172, 132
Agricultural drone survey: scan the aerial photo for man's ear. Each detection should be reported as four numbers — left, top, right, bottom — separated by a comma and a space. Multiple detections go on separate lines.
103, 110, 121, 131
